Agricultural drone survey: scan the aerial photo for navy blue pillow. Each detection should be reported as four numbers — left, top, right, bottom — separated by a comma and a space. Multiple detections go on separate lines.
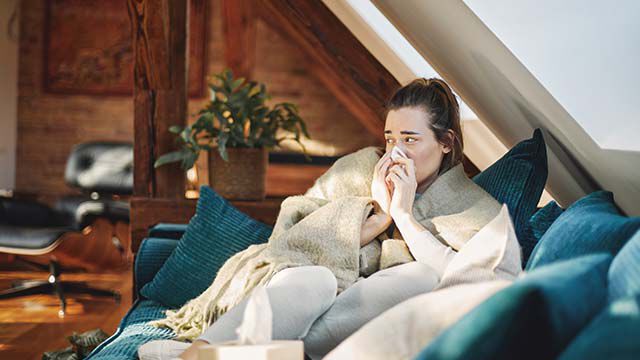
473, 129, 548, 247
140, 186, 273, 308
558, 294, 640, 360
520, 201, 564, 265
608, 230, 640, 302
526, 191, 640, 270
417, 254, 612, 360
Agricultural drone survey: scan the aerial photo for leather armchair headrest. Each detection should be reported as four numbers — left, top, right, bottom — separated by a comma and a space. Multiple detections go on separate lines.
64, 142, 133, 195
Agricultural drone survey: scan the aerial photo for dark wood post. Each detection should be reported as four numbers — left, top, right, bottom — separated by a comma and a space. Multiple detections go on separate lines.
128, 0, 187, 198
128, 0, 188, 249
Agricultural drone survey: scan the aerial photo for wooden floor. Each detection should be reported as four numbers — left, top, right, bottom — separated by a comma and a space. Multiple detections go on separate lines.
0, 266, 132, 359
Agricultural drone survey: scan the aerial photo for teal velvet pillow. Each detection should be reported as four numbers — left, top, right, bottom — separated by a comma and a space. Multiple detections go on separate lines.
140, 186, 273, 308
520, 201, 564, 265
416, 254, 612, 360
526, 191, 640, 270
558, 294, 640, 360
608, 230, 640, 302
473, 128, 548, 246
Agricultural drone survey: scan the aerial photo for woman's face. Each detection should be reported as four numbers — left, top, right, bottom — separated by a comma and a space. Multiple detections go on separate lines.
384, 107, 451, 193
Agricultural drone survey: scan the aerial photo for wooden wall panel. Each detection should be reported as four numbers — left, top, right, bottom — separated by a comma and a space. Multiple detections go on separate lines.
16, 0, 379, 200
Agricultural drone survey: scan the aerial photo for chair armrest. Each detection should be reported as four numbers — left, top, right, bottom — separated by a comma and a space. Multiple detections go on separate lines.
54, 196, 129, 229
134, 237, 179, 297
147, 223, 188, 240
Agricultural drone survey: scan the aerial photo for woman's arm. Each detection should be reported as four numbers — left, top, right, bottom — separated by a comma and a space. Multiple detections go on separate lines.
394, 213, 456, 278
360, 212, 392, 247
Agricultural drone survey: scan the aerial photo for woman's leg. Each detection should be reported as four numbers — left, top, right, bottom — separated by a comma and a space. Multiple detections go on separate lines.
137, 339, 191, 360
175, 265, 338, 360
302, 261, 439, 360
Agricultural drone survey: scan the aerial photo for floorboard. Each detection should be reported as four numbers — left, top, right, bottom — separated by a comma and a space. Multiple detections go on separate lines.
0, 267, 132, 359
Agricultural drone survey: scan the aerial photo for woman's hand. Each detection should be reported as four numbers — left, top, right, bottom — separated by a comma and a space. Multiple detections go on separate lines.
371, 150, 394, 216
360, 201, 392, 247
386, 156, 418, 221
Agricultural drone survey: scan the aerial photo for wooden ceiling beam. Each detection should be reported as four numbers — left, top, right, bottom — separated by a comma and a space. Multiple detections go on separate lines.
257, 0, 400, 137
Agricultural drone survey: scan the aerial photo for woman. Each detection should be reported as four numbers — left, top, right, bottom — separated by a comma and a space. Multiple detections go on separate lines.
139, 78, 501, 360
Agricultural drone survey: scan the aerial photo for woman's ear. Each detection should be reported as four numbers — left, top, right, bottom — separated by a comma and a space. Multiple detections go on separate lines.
441, 130, 454, 154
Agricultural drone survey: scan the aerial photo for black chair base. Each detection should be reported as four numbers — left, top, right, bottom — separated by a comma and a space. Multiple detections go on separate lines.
0, 261, 120, 317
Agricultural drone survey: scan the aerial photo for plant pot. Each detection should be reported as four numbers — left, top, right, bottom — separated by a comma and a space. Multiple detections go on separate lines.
208, 147, 268, 200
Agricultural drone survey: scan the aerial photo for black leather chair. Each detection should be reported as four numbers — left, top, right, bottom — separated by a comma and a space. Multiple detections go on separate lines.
0, 142, 133, 317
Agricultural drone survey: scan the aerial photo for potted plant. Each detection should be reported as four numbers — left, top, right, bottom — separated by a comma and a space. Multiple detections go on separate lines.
154, 68, 311, 200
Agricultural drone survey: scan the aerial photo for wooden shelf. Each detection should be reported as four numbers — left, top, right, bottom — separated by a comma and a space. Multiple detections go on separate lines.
130, 196, 285, 252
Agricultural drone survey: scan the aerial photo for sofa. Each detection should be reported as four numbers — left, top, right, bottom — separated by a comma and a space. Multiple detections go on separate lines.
87, 130, 640, 359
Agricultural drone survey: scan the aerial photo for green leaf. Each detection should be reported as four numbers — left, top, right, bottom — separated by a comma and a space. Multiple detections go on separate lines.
154, 149, 189, 168
168, 125, 183, 134
230, 77, 245, 91
181, 151, 198, 170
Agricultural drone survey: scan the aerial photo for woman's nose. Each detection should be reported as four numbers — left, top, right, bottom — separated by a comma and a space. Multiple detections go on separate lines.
395, 145, 409, 157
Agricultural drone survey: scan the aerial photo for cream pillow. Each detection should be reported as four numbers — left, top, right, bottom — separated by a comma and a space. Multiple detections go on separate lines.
323, 205, 523, 360
324, 280, 511, 360
436, 204, 523, 289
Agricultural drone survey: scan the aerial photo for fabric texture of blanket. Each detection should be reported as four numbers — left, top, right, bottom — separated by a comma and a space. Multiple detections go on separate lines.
151, 146, 502, 340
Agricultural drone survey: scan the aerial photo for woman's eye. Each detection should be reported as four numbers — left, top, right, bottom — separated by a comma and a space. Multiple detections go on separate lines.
385, 138, 394, 144
404, 137, 416, 143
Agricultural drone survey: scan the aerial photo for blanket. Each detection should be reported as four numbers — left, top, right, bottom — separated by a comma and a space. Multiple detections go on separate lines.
151, 146, 502, 340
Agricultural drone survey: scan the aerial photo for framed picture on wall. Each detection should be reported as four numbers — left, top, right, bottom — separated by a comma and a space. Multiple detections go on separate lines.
43, 0, 207, 97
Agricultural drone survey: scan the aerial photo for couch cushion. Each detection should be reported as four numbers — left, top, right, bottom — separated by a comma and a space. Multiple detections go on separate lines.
140, 186, 273, 308
520, 200, 564, 265
608, 230, 640, 302
558, 294, 640, 360
87, 300, 175, 360
526, 191, 640, 270
416, 254, 612, 360
135, 238, 180, 296
324, 280, 512, 360
473, 128, 547, 247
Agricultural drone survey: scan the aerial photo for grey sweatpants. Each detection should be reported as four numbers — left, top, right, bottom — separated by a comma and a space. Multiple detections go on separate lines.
197, 261, 439, 359
138, 261, 438, 360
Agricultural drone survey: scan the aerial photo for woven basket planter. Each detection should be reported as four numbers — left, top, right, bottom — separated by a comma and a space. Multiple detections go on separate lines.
208, 147, 268, 200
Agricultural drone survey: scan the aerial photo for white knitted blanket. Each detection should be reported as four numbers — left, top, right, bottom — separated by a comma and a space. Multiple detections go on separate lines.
151, 146, 502, 340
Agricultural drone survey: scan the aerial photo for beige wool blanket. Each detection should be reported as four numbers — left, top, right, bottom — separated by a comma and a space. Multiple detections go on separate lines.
151, 146, 501, 340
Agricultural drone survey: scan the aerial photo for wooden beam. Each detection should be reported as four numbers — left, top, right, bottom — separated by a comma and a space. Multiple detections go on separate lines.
128, 0, 188, 199
257, 0, 400, 137
222, 0, 256, 79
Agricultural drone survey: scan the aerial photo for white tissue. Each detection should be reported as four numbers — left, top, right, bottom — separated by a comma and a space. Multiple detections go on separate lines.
389, 146, 407, 162
235, 285, 273, 345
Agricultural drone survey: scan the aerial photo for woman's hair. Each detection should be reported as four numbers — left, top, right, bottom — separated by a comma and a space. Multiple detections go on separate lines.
385, 78, 464, 175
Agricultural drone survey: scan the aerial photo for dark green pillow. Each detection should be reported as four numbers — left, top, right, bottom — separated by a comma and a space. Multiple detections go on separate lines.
416, 254, 612, 360
473, 128, 548, 247
520, 201, 564, 265
558, 294, 640, 360
140, 186, 273, 308
526, 191, 640, 270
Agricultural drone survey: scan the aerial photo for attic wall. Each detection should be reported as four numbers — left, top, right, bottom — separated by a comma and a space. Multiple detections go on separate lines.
15, 0, 379, 199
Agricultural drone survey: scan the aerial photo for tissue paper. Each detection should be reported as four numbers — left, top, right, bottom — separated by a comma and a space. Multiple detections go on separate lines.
389, 146, 407, 162
198, 285, 304, 360
235, 285, 272, 345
